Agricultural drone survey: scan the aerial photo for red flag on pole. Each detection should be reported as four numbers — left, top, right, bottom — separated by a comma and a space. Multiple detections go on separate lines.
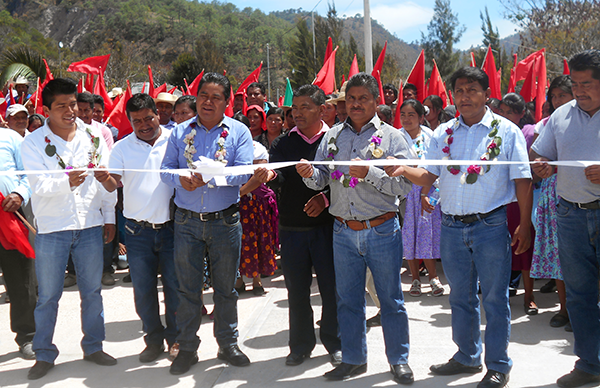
8, 85, 16, 105
563, 58, 570, 75
106, 82, 133, 139
225, 85, 234, 117
324, 37, 333, 66
470, 52, 477, 67
42, 59, 54, 88
84, 75, 94, 93
0, 193, 35, 259
481, 46, 502, 100
406, 50, 426, 102
77, 78, 84, 93
508, 54, 518, 93
93, 71, 115, 119
535, 52, 547, 122
154, 83, 167, 96
372, 41, 387, 78
167, 86, 177, 94
393, 80, 404, 129
519, 59, 537, 103
341, 74, 346, 87
514, 49, 545, 83
313, 47, 338, 95
187, 70, 205, 96
427, 60, 448, 108
67, 55, 110, 75
373, 70, 385, 105
147, 66, 156, 98
28, 78, 45, 116
237, 62, 263, 94
348, 54, 359, 79
0, 92, 7, 119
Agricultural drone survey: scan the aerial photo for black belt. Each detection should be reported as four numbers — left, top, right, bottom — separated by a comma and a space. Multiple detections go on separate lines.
184, 203, 239, 221
564, 199, 600, 210
129, 219, 172, 230
446, 206, 505, 224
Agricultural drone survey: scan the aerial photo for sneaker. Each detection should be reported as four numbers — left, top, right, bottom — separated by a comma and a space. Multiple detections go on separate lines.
101, 272, 116, 286
430, 278, 445, 296
64, 273, 77, 288
19, 342, 35, 360
409, 279, 422, 297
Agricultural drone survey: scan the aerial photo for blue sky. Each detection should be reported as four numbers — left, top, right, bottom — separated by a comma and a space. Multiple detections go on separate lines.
226, 0, 520, 50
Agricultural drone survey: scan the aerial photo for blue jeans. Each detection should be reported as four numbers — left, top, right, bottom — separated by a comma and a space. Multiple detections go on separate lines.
440, 207, 512, 374
557, 198, 600, 375
124, 219, 179, 347
173, 208, 242, 351
333, 216, 409, 365
280, 224, 341, 355
33, 226, 105, 362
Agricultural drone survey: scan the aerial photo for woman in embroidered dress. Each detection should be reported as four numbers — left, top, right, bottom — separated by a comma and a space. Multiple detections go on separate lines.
399, 99, 444, 297
530, 75, 574, 328
498, 93, 538, 315
233, 111, 279, 296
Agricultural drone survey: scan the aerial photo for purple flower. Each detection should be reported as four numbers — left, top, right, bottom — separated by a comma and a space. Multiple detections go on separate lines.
349, 177, 359, 188
370, 135, 382, 145
221, 130, 229, 138
467, 165, 481, 175
447, 136, 454, 145
445, 128, 453, 135
442, 146, 450, 154
65, 166, 73, 170
449, 167, 460, 175
327, 152, 335, 159
331, 170, 343, 180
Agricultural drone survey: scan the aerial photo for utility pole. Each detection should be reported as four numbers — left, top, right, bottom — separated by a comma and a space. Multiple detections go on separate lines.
311, 11, 317, 78
364, 0, 373, 73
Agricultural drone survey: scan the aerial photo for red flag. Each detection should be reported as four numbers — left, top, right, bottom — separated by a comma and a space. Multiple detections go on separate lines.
187, 70, 205, 96
481, 46, 502, 100
519, 59, 537, 103
508, 54, 518, 93
93, 71, 115, 119
0, 92, 7, 119
341, 74, 346, 87
313, 47, 338, 95
0, 193, 35, 259
427, 60, 448, 108
237, 63, 263, 94
535, 52, 547, 122
324, 37, 333, 66
141, 82, 146, 94
371, 41, 387, 78
106, 82, 132, 139
470, 52, 477, 67
349, 54, 359, 79
393, 80, 404, 129
41, 59, 54, 89
514, 49, 545, 83
563, 58, 570, 75
277, 95, 284, 107
148, 66, 156, 98
225, 85, 234, 117
85, 75, 94, 93
406, 50, 426, 102
77, 78, 84, 94
67, 55, 110, 75
445, 82, 453, 105
29, 78, 45, 116
183, 78, 191, 95
154, 83, 167, 96
8, 85, 16, 105
167, 86, 177, 94
373, 70, 385, 105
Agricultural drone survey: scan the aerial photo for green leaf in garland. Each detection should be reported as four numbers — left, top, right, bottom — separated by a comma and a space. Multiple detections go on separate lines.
93, 137, 100, 148
45, 144, 56, 157
486, 165, 491, 173
494, 136, 502, 147
328, 137, 336, 144
488, 128, 498, 137
490, 119, 500, 127
58, 159, 66, 169
342, 178, 350, 188
466, 173, 478, 184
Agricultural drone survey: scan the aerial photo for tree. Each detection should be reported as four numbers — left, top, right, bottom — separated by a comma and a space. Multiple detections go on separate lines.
0, 46, 46, 89
476, 6, 511, 92
288, 18, 315, 88
420, 0, 466, 79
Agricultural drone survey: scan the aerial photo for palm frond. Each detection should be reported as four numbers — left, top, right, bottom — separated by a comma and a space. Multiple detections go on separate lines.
0, 46, 45, 88
0, 63, 38, 90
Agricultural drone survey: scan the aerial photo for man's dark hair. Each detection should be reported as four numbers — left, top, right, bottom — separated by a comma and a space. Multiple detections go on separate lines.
92, 94, 105, 110
293, 84, 326, 106
42, 78, 78, 109
266, 106, 284, 121
233, 111, 250, 128
126, 93, 158, 120
346, 72, 379, 100
377, 104, 393, 122
28, 113, 45, 127
400, 99, 425, 117
383, 83, 398, 98
486, 97, 500, 110
77, 92, 95, 108
197, 72, 231, 101
547, 75, 573, 112
403, 83, 417, 93
569, 49, 600, 80
450, 67, 489, 91
247, 82, 266, 95
174, 95, 197, 113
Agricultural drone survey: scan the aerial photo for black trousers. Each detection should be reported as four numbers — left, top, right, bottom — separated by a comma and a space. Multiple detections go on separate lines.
0, 244, 36, 346
280, 223, 341, 355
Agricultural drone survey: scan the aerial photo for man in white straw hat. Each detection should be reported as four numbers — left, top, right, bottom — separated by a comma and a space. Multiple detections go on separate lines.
154, 92, 178, 130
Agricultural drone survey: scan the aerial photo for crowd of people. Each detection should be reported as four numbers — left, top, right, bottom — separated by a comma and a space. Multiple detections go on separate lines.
0, 48, 599, 388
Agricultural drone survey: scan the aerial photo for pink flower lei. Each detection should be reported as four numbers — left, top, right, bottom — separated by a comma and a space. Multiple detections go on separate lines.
442, 118, 502, 184
44, 127, 101, 171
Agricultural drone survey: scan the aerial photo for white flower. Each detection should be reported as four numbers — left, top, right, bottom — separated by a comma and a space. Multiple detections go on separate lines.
442, 156, 450, 160
218, 137, 225, 146
190, 129, 196, 136
481, 153, 489, 161
459, 173, 467, 185
329, 164, 335, 170
367, 143, 375, 152
339, 173, 345, 182
328, 144, 338, 153
479, 168, 486, 176
374, 130, 383, 138
444, 135, 451, 144
188, 145, 197, 154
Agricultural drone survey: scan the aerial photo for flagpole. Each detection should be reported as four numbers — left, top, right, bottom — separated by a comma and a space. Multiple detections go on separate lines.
364, 0, 373, 73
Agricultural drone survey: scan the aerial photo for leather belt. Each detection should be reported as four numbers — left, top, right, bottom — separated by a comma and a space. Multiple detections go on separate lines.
129, 219, 172, 230
446, 206, 505, 224
564, 199, 600, 210
335, 212, 396, 231
185, 203, 239, 222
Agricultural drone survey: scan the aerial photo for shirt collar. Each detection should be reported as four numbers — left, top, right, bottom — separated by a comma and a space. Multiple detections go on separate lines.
193, 115, 228, 132
343, 114, 382, 134
457, 106, 495, 130
288, 121, 329, 144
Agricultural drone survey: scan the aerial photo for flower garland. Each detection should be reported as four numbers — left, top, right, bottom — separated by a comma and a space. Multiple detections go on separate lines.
44, 127, 101, 170
442, 118, 502, 184
183, 123, 229, 169
325, 125, 384, 188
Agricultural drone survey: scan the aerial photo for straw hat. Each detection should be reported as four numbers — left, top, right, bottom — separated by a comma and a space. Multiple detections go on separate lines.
154, 92, 178, 106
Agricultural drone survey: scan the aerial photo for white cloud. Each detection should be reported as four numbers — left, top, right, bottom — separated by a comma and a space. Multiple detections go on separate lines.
346, 2, 434, 36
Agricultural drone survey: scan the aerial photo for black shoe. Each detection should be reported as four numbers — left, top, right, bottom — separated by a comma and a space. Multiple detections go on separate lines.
324, 362, 367, 380
217, 344, 250, 366
84, 350, 117, 366
366, 312, 381, 327
550, 313, 569, 328
391, 364, 414, 385
540, 279, 557, 293
508, 287, 517, 297
477, 370, 509, 388
565, 321, 573, 332
123, 274, 132, 283
64, 273, 77, 288
430, 358, 483, 375
524, 303, 538, 315
170, 350, 198, 375
330, 350, 342, 366
28, 361, 54, 380
557, 368, 600, 388
139, 343, 165, 363
235, 284, 245, 294
285, 352, 310, 366
253, 285, 265, 296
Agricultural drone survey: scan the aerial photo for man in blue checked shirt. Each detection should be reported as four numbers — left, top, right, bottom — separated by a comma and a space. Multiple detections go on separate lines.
388, 67, 532, 388
160, 72, 254, 375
